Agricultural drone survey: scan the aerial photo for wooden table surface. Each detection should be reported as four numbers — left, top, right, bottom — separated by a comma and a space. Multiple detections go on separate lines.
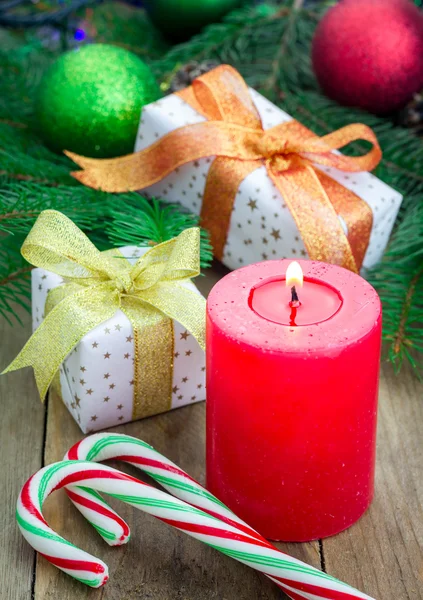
1, 264, 422, 600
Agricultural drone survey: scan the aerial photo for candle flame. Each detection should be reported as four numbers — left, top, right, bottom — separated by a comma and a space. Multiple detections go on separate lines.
286, 261, 303, 288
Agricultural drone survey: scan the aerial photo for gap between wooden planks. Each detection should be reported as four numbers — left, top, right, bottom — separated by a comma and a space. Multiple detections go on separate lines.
1, 264, 422, 599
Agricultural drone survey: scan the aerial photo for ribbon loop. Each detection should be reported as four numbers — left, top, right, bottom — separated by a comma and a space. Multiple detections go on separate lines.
192, 64, 262, 128
3, 211, 205, 416
21, 210, 118, 284
130, 227, 201, 290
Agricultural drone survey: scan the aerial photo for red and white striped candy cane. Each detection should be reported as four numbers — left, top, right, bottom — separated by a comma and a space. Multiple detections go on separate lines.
64, 433, 260, 548
16, 433, 375, 599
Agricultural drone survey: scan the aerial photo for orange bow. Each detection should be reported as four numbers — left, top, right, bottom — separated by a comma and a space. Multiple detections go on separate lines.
66, 65, 382, 272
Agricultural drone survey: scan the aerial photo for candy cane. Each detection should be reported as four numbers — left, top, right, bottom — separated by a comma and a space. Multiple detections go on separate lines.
16, 435, 374, 600
63, 433, 260, 547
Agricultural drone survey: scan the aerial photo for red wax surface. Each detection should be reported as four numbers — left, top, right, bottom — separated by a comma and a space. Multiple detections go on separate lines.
206, 260, 382, 542
251, 278, 342, 326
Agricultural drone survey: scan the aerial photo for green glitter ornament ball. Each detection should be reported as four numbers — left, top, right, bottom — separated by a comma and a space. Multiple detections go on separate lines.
35, 44, 161, 158
144, 0, 243, 41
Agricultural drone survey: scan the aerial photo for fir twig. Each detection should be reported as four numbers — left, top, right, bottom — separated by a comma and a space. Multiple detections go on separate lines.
367, 200, 423, 373
262, 0, 305, 93
0, 181, 110, 238
152, 3, 283, 86
0, 172, 62, 186
0, 234, 32, 325
78, 2, 169, 60
0, 181, 212, 260
106, 195, 213, 270
0, 264, 32, 287
0, 119, 27, 128
393, 266, 422, 359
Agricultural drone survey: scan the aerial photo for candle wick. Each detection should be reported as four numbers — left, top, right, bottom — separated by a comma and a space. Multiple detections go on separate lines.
291, 285, 299, 303
289, 305, 298, 326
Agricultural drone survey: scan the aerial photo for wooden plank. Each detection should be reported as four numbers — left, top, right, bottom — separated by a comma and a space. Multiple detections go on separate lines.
322, 361, 423, 599
196, 261, 231, 296
34, 264, 321, 600
0, 309, 45, 600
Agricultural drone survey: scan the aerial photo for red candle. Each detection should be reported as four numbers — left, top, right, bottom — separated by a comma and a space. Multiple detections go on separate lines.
206, 260, 382, 542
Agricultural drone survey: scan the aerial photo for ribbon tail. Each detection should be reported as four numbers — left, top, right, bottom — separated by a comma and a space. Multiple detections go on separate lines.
201, 158, 258, 260
2, 285, 119, 400
314, 170, 373, 271
270, 165, 359, 273
303, 123, 382, 172
65, 122, 265, 193
139, 282, 206, 350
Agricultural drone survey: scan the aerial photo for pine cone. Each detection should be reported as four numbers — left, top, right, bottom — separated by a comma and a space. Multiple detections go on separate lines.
398, 92, 423, 134
168, 60, 221, 93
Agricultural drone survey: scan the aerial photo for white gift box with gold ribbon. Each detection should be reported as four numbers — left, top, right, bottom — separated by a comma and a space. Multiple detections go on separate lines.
31, 246, 205, 433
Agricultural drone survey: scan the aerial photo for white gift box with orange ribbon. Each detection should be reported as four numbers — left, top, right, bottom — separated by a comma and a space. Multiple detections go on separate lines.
135, 88, 402, 272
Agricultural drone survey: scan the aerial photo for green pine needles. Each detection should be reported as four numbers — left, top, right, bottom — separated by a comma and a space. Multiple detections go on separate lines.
0, 0, 422, 372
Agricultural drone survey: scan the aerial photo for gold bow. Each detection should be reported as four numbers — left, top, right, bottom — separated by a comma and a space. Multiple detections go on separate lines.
65, 65, 382, 273
3, 211, 205, 420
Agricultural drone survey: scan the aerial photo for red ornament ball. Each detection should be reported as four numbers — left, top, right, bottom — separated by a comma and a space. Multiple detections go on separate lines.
312, 0, 423, 114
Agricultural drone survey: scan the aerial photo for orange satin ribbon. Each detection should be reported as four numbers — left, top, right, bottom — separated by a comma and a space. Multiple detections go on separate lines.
66, 65, 382, 272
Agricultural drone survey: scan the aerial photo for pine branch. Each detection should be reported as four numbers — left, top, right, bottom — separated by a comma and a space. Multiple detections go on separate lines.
78, 2, 169, 60
106, 194, 213, 270
391, 266, 422, 368
0, 119, 27, 128
0, 181, 112, 239
367, 201, 423, 373
0, 234, 32, 325
0, 148, 75, 186
262, 0, 305, 93
0, 0, 98, 27
153, 3, 283, 87
0, 264, 32, 286
0, 172, 64, 186
0, 31, 56, 124
0, 181, 212, 259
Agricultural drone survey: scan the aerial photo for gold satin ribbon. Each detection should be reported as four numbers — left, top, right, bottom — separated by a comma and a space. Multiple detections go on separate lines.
3, 210, 205, 420
65, 65, 382, 272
